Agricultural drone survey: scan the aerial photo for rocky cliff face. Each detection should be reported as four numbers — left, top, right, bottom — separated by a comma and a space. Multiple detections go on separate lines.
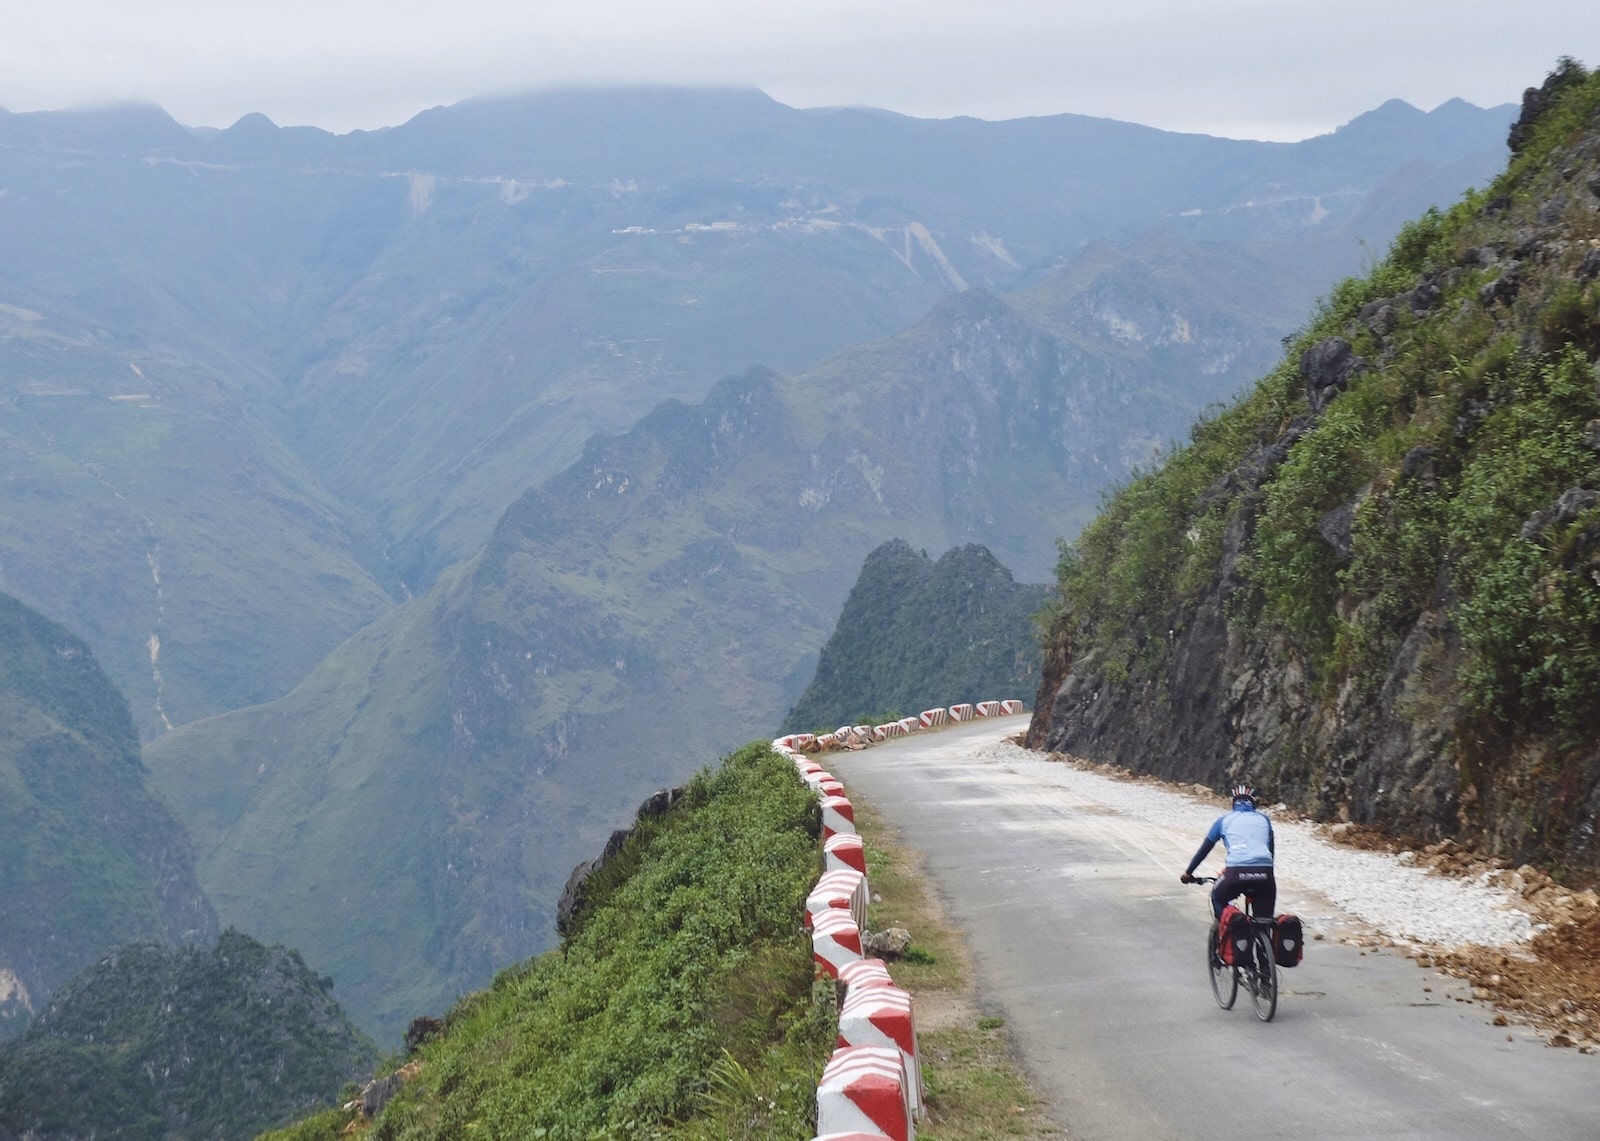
1031, 63, 1600, 880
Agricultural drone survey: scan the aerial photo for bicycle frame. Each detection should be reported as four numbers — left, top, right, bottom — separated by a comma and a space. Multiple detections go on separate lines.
1193, 876, 1278, 1022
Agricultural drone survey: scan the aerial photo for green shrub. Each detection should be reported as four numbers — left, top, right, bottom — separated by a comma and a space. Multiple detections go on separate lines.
1449, 349, 1600, 735
1047, 62, 1600, 747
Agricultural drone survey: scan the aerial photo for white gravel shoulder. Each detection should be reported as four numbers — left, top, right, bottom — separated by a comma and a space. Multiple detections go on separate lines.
970, 737, 1537, 950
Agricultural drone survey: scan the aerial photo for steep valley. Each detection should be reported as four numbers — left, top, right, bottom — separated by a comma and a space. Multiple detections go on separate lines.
144, 253, 1352, 1037
0, 592, 216, 1039
0, 90, 1512, 738
0, 87, 1524, 1041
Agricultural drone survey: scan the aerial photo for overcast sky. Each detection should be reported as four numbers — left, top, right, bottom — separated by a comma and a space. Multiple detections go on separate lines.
1, 1, 1595, 141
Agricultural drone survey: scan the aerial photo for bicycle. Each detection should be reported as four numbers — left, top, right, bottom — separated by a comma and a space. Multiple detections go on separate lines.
1192, 876, 1278, 1022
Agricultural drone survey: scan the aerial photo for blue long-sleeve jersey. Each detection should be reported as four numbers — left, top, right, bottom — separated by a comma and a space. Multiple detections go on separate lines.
1185, 805, 1274, 873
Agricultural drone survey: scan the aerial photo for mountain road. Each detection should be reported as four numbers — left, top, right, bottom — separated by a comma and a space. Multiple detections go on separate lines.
829, 720, 1600, 1140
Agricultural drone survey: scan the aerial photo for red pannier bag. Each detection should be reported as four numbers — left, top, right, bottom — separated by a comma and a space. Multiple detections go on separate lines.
1273, 913, 1304, 967
1217, 904, 1252, 966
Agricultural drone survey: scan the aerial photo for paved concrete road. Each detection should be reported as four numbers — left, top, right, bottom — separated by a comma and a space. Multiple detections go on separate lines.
830, 720, 1600, 1141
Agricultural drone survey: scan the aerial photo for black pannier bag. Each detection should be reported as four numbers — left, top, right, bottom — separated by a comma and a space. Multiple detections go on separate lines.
1273, 913, 1304, 967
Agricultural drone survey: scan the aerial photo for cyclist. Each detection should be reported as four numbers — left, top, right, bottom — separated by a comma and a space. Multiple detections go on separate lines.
1179, 782, 1276, 920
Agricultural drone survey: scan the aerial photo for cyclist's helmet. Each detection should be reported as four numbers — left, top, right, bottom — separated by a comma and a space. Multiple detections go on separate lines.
1230, 783, 1259, 808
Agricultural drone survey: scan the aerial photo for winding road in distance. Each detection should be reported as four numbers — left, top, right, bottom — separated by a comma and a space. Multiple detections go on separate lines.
829, 719, 1600, 1141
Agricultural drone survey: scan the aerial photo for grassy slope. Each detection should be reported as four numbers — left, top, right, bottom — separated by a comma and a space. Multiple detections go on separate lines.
261, 742, 832, 1141
263, 738, 1062, 1141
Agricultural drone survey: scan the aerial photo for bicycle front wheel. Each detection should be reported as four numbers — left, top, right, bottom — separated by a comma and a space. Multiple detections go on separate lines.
1208, 927, 1237, 1010
1249, 930, 1278, 1022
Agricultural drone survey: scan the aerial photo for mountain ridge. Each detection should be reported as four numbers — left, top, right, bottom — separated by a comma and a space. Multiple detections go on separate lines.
0, 929, 379, 1140
783, 539, 1050, 732
1, 87, 1513, 737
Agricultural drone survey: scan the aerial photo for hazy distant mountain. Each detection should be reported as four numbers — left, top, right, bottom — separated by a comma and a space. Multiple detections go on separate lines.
144, 225, 1417, 1036
0, 89, 1513, 737
0, 593, 216, 1039
783, 540, 1051, 732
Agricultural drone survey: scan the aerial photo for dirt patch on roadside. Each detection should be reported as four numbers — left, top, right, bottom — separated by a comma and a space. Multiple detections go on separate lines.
1316, 825, 1600, 1049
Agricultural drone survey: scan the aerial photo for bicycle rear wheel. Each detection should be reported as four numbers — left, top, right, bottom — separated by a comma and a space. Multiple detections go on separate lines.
1208, 927, 1237, 1010
1249, 929, 1278, 1022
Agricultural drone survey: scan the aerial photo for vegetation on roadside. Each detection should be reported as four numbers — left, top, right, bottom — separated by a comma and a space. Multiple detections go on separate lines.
1045, 61, 1600, 792
263, 730, 1063, 1140
263, 742, 834, 1140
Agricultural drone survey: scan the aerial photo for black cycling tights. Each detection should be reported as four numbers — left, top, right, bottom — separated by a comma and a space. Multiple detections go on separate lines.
1211, 866, 1277, 920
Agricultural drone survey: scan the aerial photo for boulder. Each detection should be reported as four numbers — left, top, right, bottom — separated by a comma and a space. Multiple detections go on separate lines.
636, 785, 685, 819
362, 1067, 407, 1117
862, 927, 913, 960
1479, 267, 1521, 307
1300, 338, 1367, 413
1317, 500, 1358, 562
1520, 488, 1600, 541
1361, 300, 1398, 336
1406, 278, 1444, 314
1401, 445, 1437, 485
405, 1015, 444, 1054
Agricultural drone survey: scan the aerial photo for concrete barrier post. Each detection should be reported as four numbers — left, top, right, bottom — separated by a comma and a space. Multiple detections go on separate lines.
820, 794, 856, 840
817, 1045, 914, 1141
837, 984, 923, 1113
824, 831, 867, 876
838, 957, 896, 993
811, 908, 865, 978
806, 867, 869, 931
